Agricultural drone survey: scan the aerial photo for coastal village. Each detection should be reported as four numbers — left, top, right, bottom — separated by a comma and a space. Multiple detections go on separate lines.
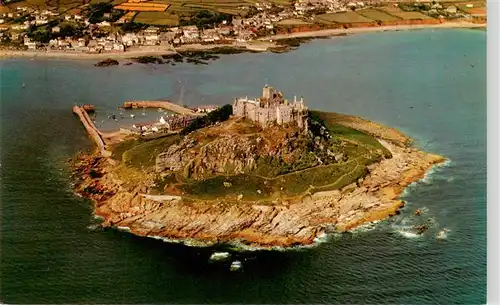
0, 0, 486, 54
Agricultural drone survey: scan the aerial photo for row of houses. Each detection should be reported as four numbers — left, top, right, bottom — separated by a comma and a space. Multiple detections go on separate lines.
121, 114, 197, 136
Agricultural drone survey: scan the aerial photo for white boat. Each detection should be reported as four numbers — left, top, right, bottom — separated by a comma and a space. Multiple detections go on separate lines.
130, 114, 135, 118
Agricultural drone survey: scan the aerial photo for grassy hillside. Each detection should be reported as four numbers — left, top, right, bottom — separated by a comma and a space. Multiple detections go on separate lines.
111, 110, 399, 204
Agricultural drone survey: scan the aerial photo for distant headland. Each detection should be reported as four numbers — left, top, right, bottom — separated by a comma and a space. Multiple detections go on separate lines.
70, 85, 446, 249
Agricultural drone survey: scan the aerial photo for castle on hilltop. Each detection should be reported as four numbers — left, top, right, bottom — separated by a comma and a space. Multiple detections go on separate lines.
232, 85, 309, 130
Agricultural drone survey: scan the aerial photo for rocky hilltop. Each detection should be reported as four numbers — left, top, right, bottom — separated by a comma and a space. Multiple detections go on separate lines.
71, 110, 445, 249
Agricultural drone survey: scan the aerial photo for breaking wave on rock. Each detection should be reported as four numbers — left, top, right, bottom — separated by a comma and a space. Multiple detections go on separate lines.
401, 158, 452, 198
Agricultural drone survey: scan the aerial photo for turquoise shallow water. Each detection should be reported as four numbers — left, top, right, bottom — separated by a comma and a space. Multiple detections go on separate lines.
0, 29, 486, 303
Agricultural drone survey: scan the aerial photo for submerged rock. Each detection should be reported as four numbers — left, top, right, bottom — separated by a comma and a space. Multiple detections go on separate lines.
415, 225, 428, 235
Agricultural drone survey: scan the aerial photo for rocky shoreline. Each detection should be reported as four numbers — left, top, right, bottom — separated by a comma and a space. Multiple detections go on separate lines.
71, 138, 446, 249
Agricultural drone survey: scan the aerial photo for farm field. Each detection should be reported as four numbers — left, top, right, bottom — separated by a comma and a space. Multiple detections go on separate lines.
134, 11, 180, 25
4, 0, 83, 10
356, 8, 402, 21
453, 1, 486, 15
277, 18, 313, 25
315, 11, 373, 24
377, 6, 434, 20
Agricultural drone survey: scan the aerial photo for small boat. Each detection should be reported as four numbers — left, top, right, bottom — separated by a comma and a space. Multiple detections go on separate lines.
22, 83, 26, 89
130, 114, 135, 118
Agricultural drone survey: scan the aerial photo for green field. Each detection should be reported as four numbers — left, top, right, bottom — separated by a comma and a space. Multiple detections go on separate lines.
393, 11, 434, 20
453, 1, 486, 15
113, 110, 392, 203
357, 8, 402, 21
134, 11, 180, 25
316, 11, 374, 24
119, 134, 180, 169
378, 5, 435, 20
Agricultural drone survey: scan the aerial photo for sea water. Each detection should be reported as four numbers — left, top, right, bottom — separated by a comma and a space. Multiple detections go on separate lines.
0, 29, 486, 303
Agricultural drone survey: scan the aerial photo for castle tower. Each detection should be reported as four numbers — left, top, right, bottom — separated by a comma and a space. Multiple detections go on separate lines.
262, 85, 272, 100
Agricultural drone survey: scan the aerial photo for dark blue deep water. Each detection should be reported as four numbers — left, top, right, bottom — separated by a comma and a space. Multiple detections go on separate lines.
0, 29, 486, 304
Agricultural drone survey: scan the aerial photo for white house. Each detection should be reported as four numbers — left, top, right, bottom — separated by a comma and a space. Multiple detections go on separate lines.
104, 41, 113, 51
113, 43, 125, 52
122, 33, 139, 46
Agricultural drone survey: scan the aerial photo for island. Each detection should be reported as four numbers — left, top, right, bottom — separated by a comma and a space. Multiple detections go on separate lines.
71, 85, 445, 249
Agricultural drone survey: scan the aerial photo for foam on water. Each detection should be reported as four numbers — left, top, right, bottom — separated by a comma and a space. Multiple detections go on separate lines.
401, 159, 453, 197
436, 228, 450, 240
116, 226, 131, 232
86, 224, 101, 231
396, 229, 422, 239
350, 220, 382, 233
149, 235, 217, 247
422, 159, 452, 184
209, 252, 231, 262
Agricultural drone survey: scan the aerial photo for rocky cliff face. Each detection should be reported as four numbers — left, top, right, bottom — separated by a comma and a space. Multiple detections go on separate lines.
156, 135, 261, 179
155, 120, 317, 180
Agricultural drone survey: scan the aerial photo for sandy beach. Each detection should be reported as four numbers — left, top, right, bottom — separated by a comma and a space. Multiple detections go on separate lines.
0, 21, 485, 61
265, 21, 486, 40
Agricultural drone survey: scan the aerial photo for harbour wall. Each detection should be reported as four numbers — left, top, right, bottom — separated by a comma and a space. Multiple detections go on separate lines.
123, 100, 199, 116
73, 105, 112, 157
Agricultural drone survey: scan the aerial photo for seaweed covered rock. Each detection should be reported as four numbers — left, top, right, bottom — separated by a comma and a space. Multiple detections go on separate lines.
94, 58, 119, 67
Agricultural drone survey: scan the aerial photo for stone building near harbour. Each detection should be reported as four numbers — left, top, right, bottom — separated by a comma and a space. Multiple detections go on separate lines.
232, 85, 309, 130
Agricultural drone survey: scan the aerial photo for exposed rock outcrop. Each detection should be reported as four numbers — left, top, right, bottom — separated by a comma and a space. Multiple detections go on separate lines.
72, 139, 445, 249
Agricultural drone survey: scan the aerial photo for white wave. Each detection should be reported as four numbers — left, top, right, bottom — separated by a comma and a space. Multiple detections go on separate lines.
418, 206, 430, 214
148, 235, 216, 247
209, 252, 231, 262
436, 228, 450, 240
93, 215, 105, 221
422, 159, 453, 184
350, 220, 381, 233
397, 229, 422, 239
230, 260, 243, 271
117, 226, 131, 232
313, 231, 330, 243
87, 224, 101, 231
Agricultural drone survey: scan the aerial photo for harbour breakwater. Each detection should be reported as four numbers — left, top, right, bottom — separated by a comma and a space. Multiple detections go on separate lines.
123, 100, 199, 116
72, 105, 111, 157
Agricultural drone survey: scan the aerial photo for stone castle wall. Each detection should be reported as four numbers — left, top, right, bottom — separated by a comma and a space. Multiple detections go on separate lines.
232, 86, 308, 130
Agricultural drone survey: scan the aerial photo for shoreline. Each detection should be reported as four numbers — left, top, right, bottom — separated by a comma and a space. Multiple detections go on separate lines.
70, 116, 446, 250
0, 21, 485, 61
264, 21, 486, 40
